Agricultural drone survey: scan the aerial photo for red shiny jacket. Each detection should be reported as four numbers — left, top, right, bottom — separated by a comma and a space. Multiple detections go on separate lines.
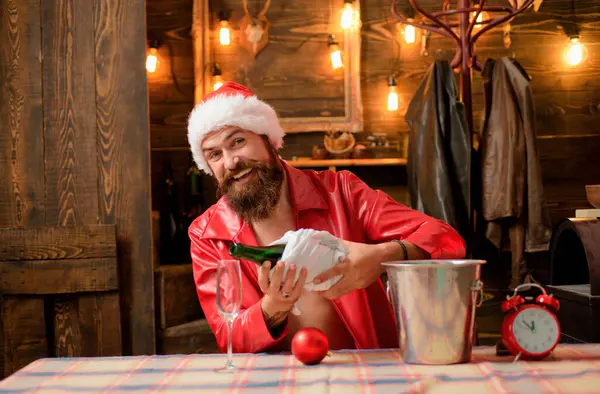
189, 160, 466, 353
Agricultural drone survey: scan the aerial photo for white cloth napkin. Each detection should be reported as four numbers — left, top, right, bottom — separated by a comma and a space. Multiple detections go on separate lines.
267, 229, 348, 315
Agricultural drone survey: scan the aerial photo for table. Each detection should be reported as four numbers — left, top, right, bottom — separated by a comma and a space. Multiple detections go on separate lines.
1, 345, 600, 393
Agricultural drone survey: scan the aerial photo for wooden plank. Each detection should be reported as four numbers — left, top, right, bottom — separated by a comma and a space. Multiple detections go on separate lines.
0, 225, 116, 261
42, 0, 99, 226
0, 296, 48, 378
94, 0, 155, 355
53, 296, 83, 357
155, 264, 203, 330
0, 0, 46, 227
77, 292, 122, 356
146, 0, 192, 32
52, 293, 122, 357
157, 319, 218, 355
539, 135, 600, 184
0, 257, 118, 294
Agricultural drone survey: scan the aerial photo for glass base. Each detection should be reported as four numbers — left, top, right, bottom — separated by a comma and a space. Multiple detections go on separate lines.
214, 363, 238, 373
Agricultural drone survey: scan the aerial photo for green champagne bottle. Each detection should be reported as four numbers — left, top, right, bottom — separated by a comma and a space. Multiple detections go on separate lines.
228, 242, 285, 266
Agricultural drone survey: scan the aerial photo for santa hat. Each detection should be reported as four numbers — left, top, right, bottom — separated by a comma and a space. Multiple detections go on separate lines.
187, 82, 285, 175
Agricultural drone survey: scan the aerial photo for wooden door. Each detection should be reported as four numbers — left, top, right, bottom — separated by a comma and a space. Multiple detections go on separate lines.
0, 0, 155, 377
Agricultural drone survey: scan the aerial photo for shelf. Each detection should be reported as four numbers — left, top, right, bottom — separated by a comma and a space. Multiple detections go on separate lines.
287, 157, 406, 170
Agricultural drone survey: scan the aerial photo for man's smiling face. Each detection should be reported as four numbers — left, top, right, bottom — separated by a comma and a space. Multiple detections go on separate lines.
201, 126, 284, 222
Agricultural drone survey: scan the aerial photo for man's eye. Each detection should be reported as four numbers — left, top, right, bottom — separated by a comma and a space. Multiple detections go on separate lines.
208, 151, 221, 161
232, 138, 245, 146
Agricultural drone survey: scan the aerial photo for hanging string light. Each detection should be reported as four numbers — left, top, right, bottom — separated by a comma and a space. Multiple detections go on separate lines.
562, 1, 587, 67
340, 0, 360, 31
328, 35, 343, 69
212, 63, 224, 91
565, 35, 587, 66
387, 75, 399, 111
471, 0, 489, 30
404, 23, 416, 44
146, 40, 161, 73
218, 10, 231, 46
402, 6, 416, 44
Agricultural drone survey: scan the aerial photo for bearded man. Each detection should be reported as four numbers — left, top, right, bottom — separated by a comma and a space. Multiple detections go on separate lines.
187, 82, 466, 353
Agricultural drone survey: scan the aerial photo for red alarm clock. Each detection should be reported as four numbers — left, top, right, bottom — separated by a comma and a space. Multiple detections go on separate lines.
501, 283, 561, 361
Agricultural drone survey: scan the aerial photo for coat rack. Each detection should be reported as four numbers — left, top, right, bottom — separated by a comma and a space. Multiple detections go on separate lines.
391, 0, 534, 255
391, 0, 533, 133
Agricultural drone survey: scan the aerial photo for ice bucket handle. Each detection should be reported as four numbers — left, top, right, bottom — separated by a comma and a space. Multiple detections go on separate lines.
467, 279, 485, 346
472, 279, 484, 307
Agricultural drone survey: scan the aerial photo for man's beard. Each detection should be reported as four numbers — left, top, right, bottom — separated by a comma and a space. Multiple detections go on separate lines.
218, 160, 284, 223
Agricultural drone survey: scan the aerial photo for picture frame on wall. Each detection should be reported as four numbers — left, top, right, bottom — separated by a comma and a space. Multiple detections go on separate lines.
192, 0, 364, 134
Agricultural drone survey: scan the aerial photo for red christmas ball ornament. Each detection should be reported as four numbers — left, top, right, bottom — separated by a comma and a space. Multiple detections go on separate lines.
291, 327, 330, 365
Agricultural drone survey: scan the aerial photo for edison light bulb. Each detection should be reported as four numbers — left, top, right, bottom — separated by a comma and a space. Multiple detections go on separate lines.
213, 75, 224, 91
219, 20, 231, 46
387, 85, 399, 111
328, 36, 343, 69
404, 24, 416, 44
471, 11, 489, 28
341, 2, 354, 30
330, 46, 343, 69
146, 48, 158, 73
565, 37, 585, 66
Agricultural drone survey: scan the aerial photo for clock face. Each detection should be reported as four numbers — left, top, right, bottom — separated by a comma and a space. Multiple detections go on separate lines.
511, 306, 559, 355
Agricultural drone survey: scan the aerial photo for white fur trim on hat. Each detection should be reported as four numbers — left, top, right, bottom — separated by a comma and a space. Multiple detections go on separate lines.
187, 93, 285, 175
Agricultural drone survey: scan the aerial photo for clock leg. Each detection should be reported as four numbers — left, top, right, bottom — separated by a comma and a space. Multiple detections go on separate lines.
495, 341, 523, 362
512, 352, 522, 362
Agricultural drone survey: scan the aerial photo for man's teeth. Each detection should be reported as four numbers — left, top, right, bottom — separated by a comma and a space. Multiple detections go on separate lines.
232, 168, 252, 180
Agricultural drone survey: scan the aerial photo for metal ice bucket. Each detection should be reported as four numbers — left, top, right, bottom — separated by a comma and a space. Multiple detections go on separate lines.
383, 260, 486, 365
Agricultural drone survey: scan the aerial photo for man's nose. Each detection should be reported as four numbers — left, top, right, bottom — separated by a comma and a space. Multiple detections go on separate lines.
223, 151, 240, 171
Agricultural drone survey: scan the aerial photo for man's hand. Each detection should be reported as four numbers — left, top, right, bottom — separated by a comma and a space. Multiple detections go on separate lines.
258, 260, 307, 329
311, 240, 386, 300
312, 240, 429, 300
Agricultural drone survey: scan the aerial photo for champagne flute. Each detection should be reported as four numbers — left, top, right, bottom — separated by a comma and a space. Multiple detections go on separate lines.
215, 259, 242, 373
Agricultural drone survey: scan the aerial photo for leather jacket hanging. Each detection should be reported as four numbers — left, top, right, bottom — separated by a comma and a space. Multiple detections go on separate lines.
481, 57, 552, 285
405, 60, 471, 241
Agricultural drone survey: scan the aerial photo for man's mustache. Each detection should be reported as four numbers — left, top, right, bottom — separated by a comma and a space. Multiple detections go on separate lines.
222, 161, 260, 186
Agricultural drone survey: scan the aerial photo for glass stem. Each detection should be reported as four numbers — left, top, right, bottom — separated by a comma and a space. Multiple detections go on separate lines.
226, 319, 234, 367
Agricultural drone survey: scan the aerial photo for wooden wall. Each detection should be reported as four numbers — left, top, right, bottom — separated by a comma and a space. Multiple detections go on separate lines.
0, 0, 154, 377
148, 0, 600, 237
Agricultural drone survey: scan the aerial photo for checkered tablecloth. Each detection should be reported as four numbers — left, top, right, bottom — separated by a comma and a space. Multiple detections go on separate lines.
1, 344, 600, 393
